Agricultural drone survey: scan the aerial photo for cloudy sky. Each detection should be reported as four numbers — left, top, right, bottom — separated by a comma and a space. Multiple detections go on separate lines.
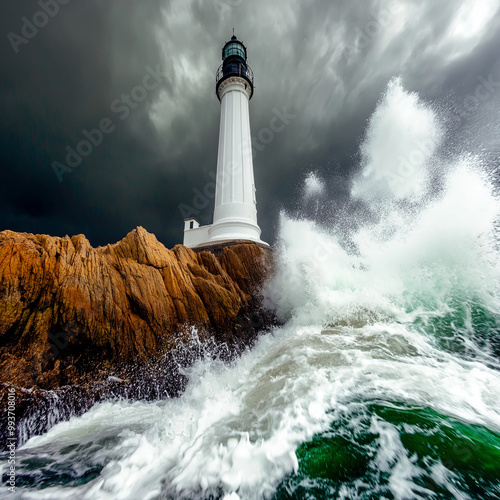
1, 0, 499, 247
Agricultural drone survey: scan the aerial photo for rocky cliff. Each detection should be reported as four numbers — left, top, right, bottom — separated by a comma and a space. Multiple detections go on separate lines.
0, 227, 277, 444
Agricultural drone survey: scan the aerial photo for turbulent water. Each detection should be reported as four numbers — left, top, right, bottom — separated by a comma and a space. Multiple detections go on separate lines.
2, 79, 500, 499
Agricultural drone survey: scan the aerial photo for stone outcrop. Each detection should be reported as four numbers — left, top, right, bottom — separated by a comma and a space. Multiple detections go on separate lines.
0, 227, 277, 444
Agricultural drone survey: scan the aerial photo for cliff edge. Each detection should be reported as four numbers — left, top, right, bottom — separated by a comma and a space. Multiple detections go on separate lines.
0, 227, 277, 443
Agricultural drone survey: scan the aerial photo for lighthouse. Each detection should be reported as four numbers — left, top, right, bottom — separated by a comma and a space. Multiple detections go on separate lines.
183, 34, 268, 249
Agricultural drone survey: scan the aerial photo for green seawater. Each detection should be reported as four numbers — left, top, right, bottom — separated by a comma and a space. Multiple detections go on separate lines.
273, 295, 500, 499
405, 284, 500, 362
3, 435, 120, 490
274, 405, 500, 500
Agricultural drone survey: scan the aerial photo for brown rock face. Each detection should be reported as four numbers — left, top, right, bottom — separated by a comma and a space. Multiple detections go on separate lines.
0, 227, 276, 392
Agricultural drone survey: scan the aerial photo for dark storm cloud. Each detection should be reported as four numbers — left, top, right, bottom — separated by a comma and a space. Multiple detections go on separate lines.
1, 0, 499, 247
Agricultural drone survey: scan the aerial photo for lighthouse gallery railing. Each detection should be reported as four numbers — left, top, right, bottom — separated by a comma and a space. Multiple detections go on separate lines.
216, 62, 254, 86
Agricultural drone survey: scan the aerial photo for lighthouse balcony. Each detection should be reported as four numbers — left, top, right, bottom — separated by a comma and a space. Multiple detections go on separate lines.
216, 62, 254, 94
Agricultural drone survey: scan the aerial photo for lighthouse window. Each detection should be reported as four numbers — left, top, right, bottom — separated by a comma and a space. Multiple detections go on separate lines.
189, 221, 194, 229
224, 43, 245, 60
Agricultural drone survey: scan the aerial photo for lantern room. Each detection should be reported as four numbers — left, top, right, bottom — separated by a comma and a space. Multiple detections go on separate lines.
216, 34, 254, 100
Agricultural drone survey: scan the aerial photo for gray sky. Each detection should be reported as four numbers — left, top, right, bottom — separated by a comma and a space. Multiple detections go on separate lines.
1, 0, 499, 247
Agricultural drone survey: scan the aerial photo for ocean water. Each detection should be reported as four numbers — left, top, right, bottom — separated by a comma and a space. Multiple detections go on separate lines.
2, 79, 500, 499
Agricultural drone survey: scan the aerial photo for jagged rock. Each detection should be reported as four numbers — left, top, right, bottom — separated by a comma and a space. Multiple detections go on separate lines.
0, 227, 278, 445
0, 226, 274, 389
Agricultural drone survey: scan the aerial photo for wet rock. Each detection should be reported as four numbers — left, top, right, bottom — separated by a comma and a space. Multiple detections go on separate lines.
0, 227, 279, 446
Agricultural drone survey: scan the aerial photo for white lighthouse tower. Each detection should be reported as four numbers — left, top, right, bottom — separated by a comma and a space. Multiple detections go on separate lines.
183, 34, 267, 249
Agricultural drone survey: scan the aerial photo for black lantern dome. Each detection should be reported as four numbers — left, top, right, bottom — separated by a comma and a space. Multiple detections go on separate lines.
216, 34, 254, 100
